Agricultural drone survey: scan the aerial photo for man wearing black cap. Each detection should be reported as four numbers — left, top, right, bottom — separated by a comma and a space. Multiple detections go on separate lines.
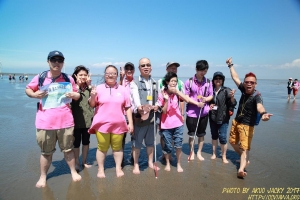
157, 61, 185, 160
25, 50, 81, 187
184, 60, 213, 160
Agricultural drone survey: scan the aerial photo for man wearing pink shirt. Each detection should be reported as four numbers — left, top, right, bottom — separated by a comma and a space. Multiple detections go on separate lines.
25, 50, 81, 188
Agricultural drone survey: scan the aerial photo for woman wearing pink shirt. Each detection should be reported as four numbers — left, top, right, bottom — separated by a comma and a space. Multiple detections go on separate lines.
157, 72, 201, 172
88, 65, 134, 178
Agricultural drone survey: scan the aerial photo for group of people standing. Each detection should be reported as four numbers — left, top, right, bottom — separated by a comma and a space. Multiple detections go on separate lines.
287, 78, 299, 100
25, 50, 272, 188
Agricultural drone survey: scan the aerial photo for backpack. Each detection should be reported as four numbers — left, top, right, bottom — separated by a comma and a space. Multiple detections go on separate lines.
253, 90, 262, 126
188, 77, 210, 98
38, 70, 70, 87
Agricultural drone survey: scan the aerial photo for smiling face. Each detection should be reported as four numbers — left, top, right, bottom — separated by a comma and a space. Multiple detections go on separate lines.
125, 65, 134, 78
139, 58, 152, 77
213, 76, 224, 87
76, 69, 88, 83
48, 56, 64, 74
105, 66, 118, 85
167, 64, 178, 74
243, 76, 257, 94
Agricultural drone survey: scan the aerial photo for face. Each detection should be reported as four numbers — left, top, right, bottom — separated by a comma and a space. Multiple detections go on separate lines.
139, 58, 152, 77
213, 76, 223, 87
48, 56, 64, 72
167, 65, 177, 74
125, 65, 134, 78
76, 70, 88, 83
196, 68, 208, 77
243, 76, 257, 94
105, 66, 118, 85
168, 77, 178, 88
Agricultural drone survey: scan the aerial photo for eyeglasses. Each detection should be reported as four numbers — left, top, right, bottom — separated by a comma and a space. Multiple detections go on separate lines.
125, 68, 134, 71
50, 58, 64, 63
105, 72, 117, 77
244, 81, 256, 85
140, 63, 151, 68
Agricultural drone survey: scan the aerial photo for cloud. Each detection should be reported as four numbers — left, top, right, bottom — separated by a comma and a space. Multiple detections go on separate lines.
279, 59, 300, 69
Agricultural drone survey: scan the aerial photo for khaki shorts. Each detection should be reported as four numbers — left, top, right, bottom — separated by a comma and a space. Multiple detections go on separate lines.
229, 120, 254, 151
36, 127, 74, 155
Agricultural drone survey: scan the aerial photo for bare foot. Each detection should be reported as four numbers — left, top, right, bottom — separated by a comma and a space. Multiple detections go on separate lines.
97, 169, 106, 178
36, 175, 47, 188
71, 172, 82, 182
177, 164, 183, 172
211, 154, 216, 159
149, 163, 160, 170
116, 167, 124, 177
237, 170, 247, 178
197, 153, 205, 161
222, 157, 229, 164
188, 153, 195, 161
133, 165, 140, 174
164, 164, 171, 171
83, 163, 92, 169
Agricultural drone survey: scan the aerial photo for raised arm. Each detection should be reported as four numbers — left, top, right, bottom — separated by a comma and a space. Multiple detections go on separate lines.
226, 57, 241, 87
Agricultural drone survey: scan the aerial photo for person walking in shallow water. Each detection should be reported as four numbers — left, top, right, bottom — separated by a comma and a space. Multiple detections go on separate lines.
226, 57, 272, 178
287, 78, 293, 99
292, 79, 300, 100
25, 50, 81, 188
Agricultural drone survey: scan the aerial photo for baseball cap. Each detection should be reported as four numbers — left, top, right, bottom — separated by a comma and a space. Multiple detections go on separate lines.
47, 50, 64, 60
166, 62, 180, 69
213, 71, 225, 80
124, 62, 135, 69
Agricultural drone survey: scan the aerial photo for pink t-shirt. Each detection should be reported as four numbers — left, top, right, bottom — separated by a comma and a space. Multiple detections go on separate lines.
26, 72, 77, 130
157, 92, 183, 129
88, 83, 131, 134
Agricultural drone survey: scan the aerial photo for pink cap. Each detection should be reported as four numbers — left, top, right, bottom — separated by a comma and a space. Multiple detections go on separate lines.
289, 77, 293, 80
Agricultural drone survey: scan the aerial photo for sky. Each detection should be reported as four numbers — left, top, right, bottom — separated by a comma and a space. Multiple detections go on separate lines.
0, 0, 299, 80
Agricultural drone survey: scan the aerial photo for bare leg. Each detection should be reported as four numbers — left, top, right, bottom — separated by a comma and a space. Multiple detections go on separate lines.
221, 144, 229, 163
73, 148, 80, 171
176, 148, 183, 172
188, 137, 195, 160
238, 150, 249, 178
96, 149, 106, 178
113, 150, 124, 177
230, 143, 242, 156
159, 137, 166, 160
164, 154, 171, 171
82, 145, 92, 168
132, 147, 141, 174
64, 151, 82, 181
211, 140, 218, 159
197, 136, 205, 161
147, 147, 160, 170
36, 154, 52, 188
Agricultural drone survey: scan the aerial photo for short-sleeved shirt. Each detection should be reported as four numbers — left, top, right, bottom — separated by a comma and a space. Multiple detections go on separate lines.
88, 83, 131, 134
184, 75, 213, 117
26, 72, 78, 130
157, 92, 183, 129
122, 77, 141, 112
235, 83, 263, 126
71, 86, 94, 128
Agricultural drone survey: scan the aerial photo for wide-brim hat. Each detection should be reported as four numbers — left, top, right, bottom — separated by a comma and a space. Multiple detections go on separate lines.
289, 77, 293, 80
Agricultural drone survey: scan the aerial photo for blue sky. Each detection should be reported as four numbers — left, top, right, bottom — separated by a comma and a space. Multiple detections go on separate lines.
0, 0, 299, 79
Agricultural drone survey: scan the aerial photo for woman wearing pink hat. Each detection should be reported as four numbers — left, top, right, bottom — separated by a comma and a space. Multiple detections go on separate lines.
292, 79, 300, 100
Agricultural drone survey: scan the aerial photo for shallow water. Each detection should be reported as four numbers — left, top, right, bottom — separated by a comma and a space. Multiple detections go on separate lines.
0, 77, 299, 200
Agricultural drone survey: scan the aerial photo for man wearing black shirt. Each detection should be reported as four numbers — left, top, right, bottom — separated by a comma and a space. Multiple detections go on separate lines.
226, 57, 273, 179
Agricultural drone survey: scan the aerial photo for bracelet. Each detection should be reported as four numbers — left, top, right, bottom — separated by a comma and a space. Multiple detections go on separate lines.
261, 111, 267, 116
228, 63, 234, 68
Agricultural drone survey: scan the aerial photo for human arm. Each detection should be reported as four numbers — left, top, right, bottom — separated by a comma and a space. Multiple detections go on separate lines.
119, 67, 125, 85
257, 103, 273, 121
174, 88, 204, 108
226, 57, 241, 87
25, 88, 48, 99
125, 107, 134, 133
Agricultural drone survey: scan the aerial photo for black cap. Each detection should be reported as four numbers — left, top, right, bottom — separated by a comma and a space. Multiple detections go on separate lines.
213, 71, 225, 80
124, 62, 135, 69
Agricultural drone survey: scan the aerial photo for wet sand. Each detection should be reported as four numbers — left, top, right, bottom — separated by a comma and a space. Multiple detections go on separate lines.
0, 78, 299, 200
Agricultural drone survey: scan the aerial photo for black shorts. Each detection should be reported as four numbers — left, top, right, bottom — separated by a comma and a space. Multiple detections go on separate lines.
186, 115, 208, 137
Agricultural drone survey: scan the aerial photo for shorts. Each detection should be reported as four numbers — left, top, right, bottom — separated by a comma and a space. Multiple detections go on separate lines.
288, 88, 292, 95
229, 119, 255, 151
36, 127, 74, 155
73, 128, 90, 148
161, 125, 184, 154
131, 124, 154, 149
293, 88, 298, 96
209, 120, 229, 144
96, 131, 124, 152
186, 115, 208, 137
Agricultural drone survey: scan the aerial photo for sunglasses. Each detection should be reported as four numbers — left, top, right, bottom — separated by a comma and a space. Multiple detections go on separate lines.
140, 63, 151, 68
244, 81, 256, 85
50, 58, 64, 63
214, 77, 223, 80
105, 72, 117, 77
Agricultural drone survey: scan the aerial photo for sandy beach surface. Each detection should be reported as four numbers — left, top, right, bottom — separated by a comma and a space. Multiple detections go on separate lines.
0, 77, 299, 200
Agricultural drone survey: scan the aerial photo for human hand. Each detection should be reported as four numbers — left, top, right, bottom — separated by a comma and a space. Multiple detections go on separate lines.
168, 86, 177, 94
152, 105, 159, 112
128, 123, 134, 133
197, 102, 205, 108
162, 90, 169, 100
209, 104, 215, 110
35, 90, 48, 99
226, 57, 232, 65
262, 113, 273, 121
230, 89, 236, 98
90, 85, 97, 98
86, 73, 92, 86
120, 67, 125, 80
74, 74, 83, 85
